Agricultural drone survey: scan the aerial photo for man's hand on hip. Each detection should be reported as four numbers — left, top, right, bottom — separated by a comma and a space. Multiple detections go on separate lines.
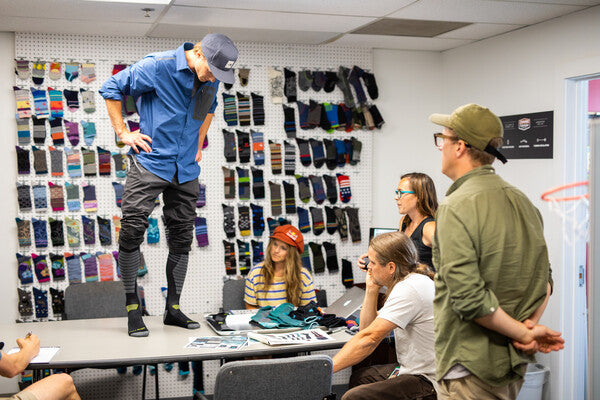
121, 130, 153, 153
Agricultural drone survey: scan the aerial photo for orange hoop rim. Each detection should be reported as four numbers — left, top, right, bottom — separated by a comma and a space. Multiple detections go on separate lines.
541, 181, 589, 202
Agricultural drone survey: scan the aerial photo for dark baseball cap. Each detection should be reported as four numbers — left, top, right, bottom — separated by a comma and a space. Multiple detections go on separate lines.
200, 33, 239, 85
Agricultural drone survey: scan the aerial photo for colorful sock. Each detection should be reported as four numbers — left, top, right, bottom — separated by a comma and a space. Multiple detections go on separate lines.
319, 103, 332, 132
309, 139, 325, 168
251, 167, 265, 199
32, 116, 47, 145
98, 216, 112, 246
80, 89, 95, 113
49, 146, 63, 176
362, 105, 375, 130
309, 242, 325, 273
334, 207, 349, 241
266, 217, 278, 236
111, 181, 124, 208
82, 182, 98, 212
48, 218, 65, 247
16, 117, 31, 145
284, 68, 297, 103
112, 63, 127, 75
16, 253, 33, 285
324, 103, 339, 131
295, 138, 311, 167
345, 207, 361, 243
47, 88, 63, 118
222, 166, 235, 199
334, 139, 347, 167
16, 218, 32, 247
17, 184, 32, 212
337, 66, 355, 108
63, 89, 79, 112
98, 146, 111, 175
16, 146, 30, 175
323, 139, 337, 170
296, 101, 309, 130
81, 215, 96, 245
310, 207, 325, 236
112, 152, 127, 178
65, 216, 81, 247
307, 100, 321, 128
223, 240, 236, 275
336, 174, 352, 203
65, 62, 79, 82
251, 93, 265, 125
223, 129, 237, 162
269, 181, 282, 216
64, 119, 80, 146
222, 93, 237, 126
32, 253, 50, 282
97, 252, 114, 281
15, 60, 30, 80
236, 92, 251, 126
295, 175, 311, 203
323, 242, 339, 272
238, 68, 250, 86
81, 120, 97, 145
80, 63, 96, 83
223, 204, 236, 238
251, 240, 264, 264
370, 104, 385, 129
81, 147, 96, 177
196, 183, 206, 208
283, 181, 296, 214
237, 240, 251, 275
14, 86, 32, 119
65, 182, 80, 211
238, 205, 251, 236
31, 88, 49, 118
341, 259, 354, 288
309, 175, 326, 204
49, 287, 65, 318
341, 104, 355, 132
48, 182, 65, 212
344, 139, 354, 164
18, 288, 34, 317
194, 217, 209, 247
50, 253, 66, 281
32, 146, 48, 175
33, 287, 48, 319
349, 66, 368, 105
251, 130, 265, 165
65, 252, 82, 283
65, 147, 82, 177
113, 216, 122, 244
31, 61, 46, 85
283, 104, 296, 138
268, 67, 284, 104
284, 140, 296, 176
32, 184, 47, 210
236, 130, 251, 163
145, 217, 159, 244
81, 252, 98, 282
250, 203, 264, 236
325, 206, 338, 235
269, 141, 282, 174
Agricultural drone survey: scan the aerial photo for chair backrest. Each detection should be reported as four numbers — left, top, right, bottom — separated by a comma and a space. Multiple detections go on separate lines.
64, 281, 127, 320
213, 354, 333, 400
222, 278, 246, 311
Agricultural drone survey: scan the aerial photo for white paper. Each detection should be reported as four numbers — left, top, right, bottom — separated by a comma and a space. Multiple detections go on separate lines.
224, 314, 254, 330
247, 329, 333, 346
7, 347, 60, 363
185, 336, 248, 350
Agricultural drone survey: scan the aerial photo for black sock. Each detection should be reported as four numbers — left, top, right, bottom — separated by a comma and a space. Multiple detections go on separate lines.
283, 105, 296, 138
334, 207, 349, 241
309, 242, 325, 273
295, 174, 311, 203
345, 207, 362, 243
341, 259, 354, 288
325, 206, 338, 234
283, 181, 296, 214
323, 139, 337, 170
296, 138, 311, 167
323, 242, 339, 272
223, 129, 236, 162
251, 167, 265, 199
309, 139, 325, 168
224, 240, 237, 275
323, 175, 338, 204
284, 68, 297, 103
236, 130, 251, 162
120, 247, 148, 337
164, 252, 199, 329
310, 207, 325, 236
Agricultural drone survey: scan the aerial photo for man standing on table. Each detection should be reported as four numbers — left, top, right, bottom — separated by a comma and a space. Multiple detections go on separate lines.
100, 34, 238, 337
429, 103, 564, 399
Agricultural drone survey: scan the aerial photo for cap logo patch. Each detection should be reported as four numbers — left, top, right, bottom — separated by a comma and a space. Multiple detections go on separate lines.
225, 60, 236, 69
518, 118, 531, 131
285, 230, 298, 242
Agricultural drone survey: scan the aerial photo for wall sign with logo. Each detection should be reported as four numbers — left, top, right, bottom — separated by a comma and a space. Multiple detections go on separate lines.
499, 111, 553, 159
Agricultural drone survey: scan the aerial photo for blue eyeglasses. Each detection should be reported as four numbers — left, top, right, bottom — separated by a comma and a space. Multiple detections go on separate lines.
395, 190, 415, 198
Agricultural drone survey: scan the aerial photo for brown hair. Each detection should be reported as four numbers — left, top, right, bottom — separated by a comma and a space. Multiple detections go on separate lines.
259, 240, 303, 306
399, 172, 438, 228
466, 137, 503, 166
369, 232, 434, 299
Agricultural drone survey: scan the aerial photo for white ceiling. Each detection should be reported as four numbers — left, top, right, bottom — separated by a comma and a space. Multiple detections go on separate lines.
0, 0, 598, 51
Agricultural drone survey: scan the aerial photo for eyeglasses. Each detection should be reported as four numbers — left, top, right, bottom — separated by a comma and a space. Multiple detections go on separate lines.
433, 133, 471, 149
394, 190, 415, 198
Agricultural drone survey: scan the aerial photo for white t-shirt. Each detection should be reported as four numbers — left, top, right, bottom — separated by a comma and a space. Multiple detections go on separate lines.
377, 273, 436, 378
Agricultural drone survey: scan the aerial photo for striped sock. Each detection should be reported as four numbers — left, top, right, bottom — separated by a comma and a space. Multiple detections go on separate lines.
284, 140, 296, 176
237, 240, 251, 275
309, 175, 326, 204
222, 92, 237, 126
194, 217, 209, 247
296, 138, 311, 167
251, 130, 265, 165
31, 87, 49, 118
236, 92, 251, 126
47, 88, 63, 118
310, 207, 325, 236
97, 146, 111, 175
14, 86, 32, 118
238, 205, 251, 236
297, 207, 310, 233
97, 251, 114, 281
251, 93, 264, 125
283, 104, 296, 138
269, 141, 282, 174
282, 181, 296, 214
16, 117, 30, 145
269, 181, 282, 216
82, 147, 96, 177
336, 174, 352, 203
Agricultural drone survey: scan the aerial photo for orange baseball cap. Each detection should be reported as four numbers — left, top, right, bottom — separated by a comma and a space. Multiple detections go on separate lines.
269, 224, 304, 253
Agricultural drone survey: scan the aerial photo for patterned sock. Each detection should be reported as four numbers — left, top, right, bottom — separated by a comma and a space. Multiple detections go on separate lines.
283, 105, 296, 138
323, 174, 338, 204
237, 240, 251, 275
268, 67, 284, 104
269, 181, 282, 216
319, 103, 332, 132
223, 204, 236, 238
113, 216, 122, 244
341, 259, 354, 288
324, 103, 339, 131
370, 105, 385, 129
223, 240, 236, 275
82, 147, 96, 176
49, 218, 65, 247
236, 130, 251, 163
309, 242, 325, 273
238, 205, 251, 236
251, 240, 264, 264
251, 93, 265, 125
14, 86, 32, 119
16, 146, 30, 175
32, 146, 48, 175
65, 252, 82, 283
65, 216, 81, 247
64, 119, 80, 146
336, 174, 352, 203
17, 184, 32, 212
146, 217, 159, 244
65, 182, 80, 211
222, 166, 235, 199
65, 62, 79, 81
236, 92, 251, 126
310, 207, 325, 236
284, 68, 297, 103
269, 141, 282, 174
295, 138, 311, 167
49, 146, 63, 176
96, 252, 114, 281
325, 206, 338, 235
309, 139, 325, 168
251, 167, 265, 199
16, 117, 31, 145
295, 175, 311, 203
18, 288, 34, 317
164, 252, 199, 329
334, 207, 349, 241
16, 218, 32, 247
47, 182, 64, 212
80, 252, 98, 282
309, 175, 326, 204
323, 139, 337, 170
223, 129, 236, 162
15, 60, 30, 80
344, 139, 354, 164
250, 203, 264, 236
81, 63, 96, 83
31, 87, 49, 118
81, 215, 96, 245
32, 116, 47, 145
284, 140, 296, 176
32, 219, 48, 248
296, 101, 309, 130
345, 207, 361, 243
50, 287, 65, 318
33, 287, 49, 319
16, 253, 33, 285
334, 139, 347, 167
32, 184, 47, 210
32, 253, 50, 282
337, 66, 355, 108
80, 89, 95, 113
222, 93, 238, 126
282, 181, 296, 214
50, 253, 66, 281
112, 152, 127, 178
65, 147, 81, 177
266, 218, 278, 236
323, 242, 339, 272
47, 88, 63, 118
98, 147, 111, 175
307, 100, 321, 128
98, 216, 112, 246
111, 181, 124, 208
251, 130, 265, 165
81, 120, 97, 145
63, 89, 79, 112
196, 183, 206, 208
82, 182, 98, 212
194, 217, 209, 247
31, 61, 46, 85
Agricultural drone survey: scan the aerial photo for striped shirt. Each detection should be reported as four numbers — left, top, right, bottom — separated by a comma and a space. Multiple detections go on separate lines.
244, 263, 317, 307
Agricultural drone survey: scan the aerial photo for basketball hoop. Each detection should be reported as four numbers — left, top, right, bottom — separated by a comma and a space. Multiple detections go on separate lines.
541, 181, 589, 244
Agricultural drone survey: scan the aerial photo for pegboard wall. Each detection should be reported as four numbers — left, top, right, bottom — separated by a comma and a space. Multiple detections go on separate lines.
14, 32, 377, 398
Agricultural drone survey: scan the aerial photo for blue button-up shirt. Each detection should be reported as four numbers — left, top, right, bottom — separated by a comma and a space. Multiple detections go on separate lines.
100, 42, 218, 183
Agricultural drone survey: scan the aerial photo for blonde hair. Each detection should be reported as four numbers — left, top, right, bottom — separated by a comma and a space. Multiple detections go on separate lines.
399, 172, 438, 229
259, 240, 303, 306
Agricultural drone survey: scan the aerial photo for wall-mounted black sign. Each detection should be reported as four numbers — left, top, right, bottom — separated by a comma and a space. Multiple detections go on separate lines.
499, 111, 553, 159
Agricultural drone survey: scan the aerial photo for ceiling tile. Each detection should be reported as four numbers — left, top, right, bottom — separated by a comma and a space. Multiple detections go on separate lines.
353, 18, 471, 38
0, 16, 152, 36
332, 33, 474, 51
161, 6, 376, 32
437, 22, 524, 40
388, 0, 586, 24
